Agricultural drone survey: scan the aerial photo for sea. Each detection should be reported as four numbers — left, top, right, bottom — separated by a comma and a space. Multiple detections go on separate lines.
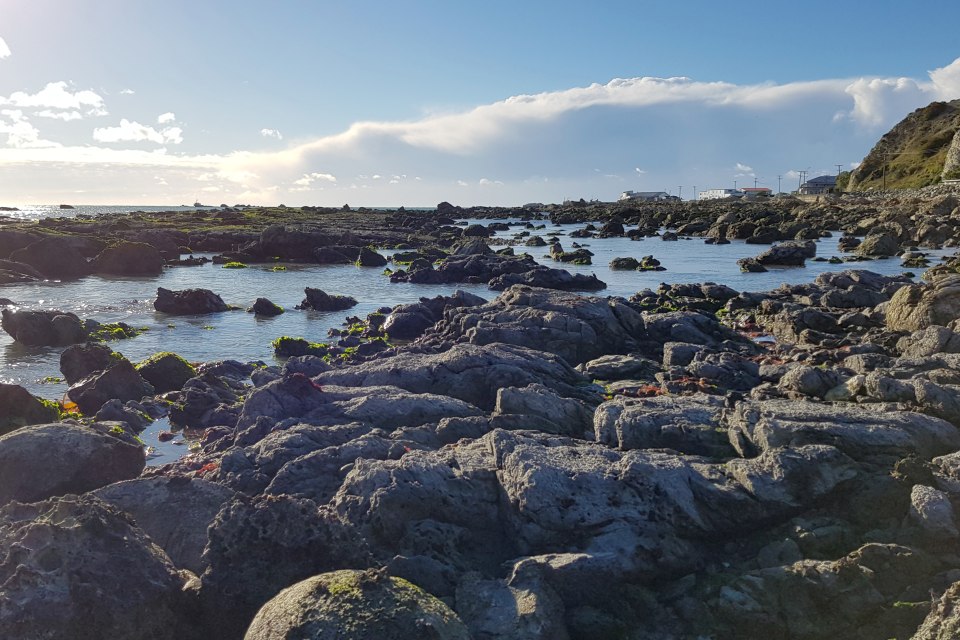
1, 205, 954, 463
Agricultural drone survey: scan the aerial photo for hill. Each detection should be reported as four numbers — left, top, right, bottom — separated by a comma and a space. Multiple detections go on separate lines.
847, 99, 960, 190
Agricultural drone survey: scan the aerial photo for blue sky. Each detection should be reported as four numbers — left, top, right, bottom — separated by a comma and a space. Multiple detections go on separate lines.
2, 0, 960, 206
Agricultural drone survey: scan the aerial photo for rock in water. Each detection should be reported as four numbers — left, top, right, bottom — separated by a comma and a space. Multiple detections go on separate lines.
244, 569, 471, 640
136, 351, 197, 393
295, 287, 358, 311
90, 241, 165, 276
154, 286, 230, 314
1, 308, 87, 346
8, 235, 91, 279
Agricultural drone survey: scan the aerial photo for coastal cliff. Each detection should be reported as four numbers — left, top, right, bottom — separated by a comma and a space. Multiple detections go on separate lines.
848, 99, 960, 190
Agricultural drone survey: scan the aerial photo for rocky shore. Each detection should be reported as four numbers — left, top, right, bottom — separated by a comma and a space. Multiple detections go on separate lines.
4, 189, 960, 638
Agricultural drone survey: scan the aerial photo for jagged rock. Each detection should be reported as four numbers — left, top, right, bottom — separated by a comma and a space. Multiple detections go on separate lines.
259, 224, 332, 260
887, 275, 960, 331
248, 297, 284, 316
594, 393, 732, 456
0, 383, 60, 436
909, 484, 959, 539
912, 579, 960, 639
0, 422, 145, 505
200, 495, 371, 640
493, 383, 595, 437
710, 544, 936, 640
777, 365, 847, 399
90, 241, 165, 276
245, 569, 471, 640
357, 246, 387, 266
580, 353, 660, 381
0, 494, 197, 640
169, 369, 248, 429
136, 351, 197, 393
726, 399, 960, 462
383, 303, 437, 340
94, 476, 236, 573
752, 240, 817, 266
456, 570, 568, 640
856, 232, 900, 257
60, 342, 119, 384
68, 359, 155, 415
317, 342, 591, 411
295, 287, 358, 311
154, 287, 230, 314
609, 257, 641, 270
8, 235, 91, 279
1, 307, 87, 346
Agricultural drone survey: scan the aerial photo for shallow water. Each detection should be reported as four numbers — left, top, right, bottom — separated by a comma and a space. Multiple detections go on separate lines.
1, 217, 952, 405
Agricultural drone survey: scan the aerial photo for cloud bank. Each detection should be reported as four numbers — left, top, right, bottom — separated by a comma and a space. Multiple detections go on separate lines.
2, 58, 960, 205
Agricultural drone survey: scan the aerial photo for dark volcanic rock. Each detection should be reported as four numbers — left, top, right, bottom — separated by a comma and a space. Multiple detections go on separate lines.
94, 476, 236, 574
0, 494, 197, 640
248, 297, 284, 316
1, 307, 87, 346
357, 246, 388, 266
0, 422, 145, 505
200, 495, 371, 640
0, 383, 60, 436
60, 342, 120, 384
295, 287, 358, 311
136, 352, 197, 393
753, 240, 817, 266
68, 359, 155, 415
155, 286, 230, 314
9, 235, 91, 279
90, 241, 165, 276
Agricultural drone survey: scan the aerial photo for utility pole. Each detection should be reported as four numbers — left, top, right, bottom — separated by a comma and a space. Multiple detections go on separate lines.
835, 164, 843, 176
734, 180, 737, 191
777, 175, 781, 194
678, 186, 682, 200
693, 185, 697, 201
754, 177, 758, 188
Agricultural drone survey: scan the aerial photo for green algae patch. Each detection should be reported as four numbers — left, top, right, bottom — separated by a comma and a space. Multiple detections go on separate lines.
87, 322, 147, 342
222, 261, 248, 269
272, 336, 329, 358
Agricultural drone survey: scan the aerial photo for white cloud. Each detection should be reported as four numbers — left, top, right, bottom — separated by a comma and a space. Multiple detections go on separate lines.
120, 89, 135, 95
260, 128, 282, 140
292, 172, 337, 188
2, 81, 106, 116
4, 57, 960, 206
93, 119, 183, 145
158, 112, 176, 124
0, 37, 10, 59
36, 110, 83, 121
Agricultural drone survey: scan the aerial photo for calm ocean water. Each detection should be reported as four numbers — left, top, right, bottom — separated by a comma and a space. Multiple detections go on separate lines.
0, 209, 952, 462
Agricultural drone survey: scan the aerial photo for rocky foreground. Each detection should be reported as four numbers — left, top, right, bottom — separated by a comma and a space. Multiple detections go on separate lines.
5, 192, 960, 638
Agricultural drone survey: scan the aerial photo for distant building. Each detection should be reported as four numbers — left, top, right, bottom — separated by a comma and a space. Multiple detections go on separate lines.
698, 188, 744, 200
618, 190, 671, 202
799, 175, 837, 195
741, 187, 772, 197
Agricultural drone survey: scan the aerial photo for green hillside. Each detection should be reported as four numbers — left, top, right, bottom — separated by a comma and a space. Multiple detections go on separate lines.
847, 99, 960, 190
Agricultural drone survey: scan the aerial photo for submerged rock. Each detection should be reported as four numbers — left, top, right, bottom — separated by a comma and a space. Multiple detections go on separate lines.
295, 287, 358, 311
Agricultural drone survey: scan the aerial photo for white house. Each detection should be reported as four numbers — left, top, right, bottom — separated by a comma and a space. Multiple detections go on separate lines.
698, 188, 744, 200
619, 190, 671, 202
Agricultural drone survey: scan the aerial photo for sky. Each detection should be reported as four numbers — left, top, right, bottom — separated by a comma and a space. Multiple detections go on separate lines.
2, 0, 960, 207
